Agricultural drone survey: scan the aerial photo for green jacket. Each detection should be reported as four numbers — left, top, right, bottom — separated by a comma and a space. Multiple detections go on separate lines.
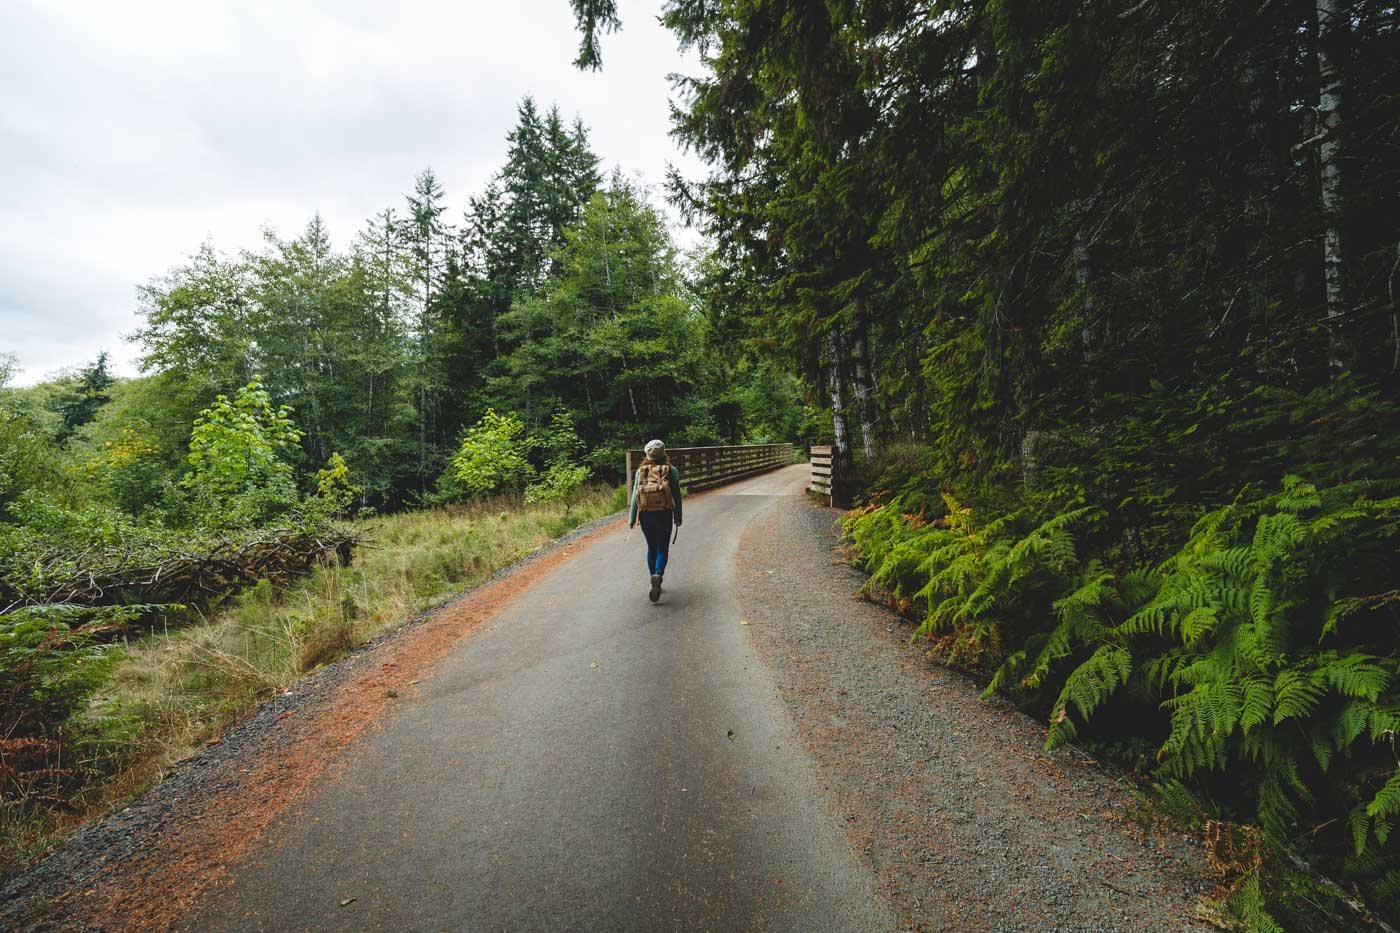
628, 463, 682, 528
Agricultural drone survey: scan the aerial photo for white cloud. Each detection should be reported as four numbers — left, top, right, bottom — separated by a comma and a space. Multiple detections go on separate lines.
1, 0, 705, 385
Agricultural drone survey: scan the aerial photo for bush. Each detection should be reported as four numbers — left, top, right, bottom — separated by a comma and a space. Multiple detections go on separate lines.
182, 382, 301, 525
448, 409, 533, 496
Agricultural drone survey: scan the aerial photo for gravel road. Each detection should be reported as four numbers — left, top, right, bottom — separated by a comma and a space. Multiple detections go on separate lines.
1, 464, 1211, 930
735, 489, 1213, 931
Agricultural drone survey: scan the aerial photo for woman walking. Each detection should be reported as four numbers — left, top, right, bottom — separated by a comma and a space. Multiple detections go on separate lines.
628, 439, 683, 602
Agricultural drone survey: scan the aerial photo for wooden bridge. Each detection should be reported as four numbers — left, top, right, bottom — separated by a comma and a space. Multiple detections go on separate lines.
624, 443, 796, 491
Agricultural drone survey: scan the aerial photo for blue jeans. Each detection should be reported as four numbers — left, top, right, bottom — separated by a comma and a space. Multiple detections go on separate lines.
639, 509, 673, 576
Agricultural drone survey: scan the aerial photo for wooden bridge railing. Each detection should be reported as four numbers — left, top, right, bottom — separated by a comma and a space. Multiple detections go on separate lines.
624, 443, 796, 492
808, 445, 833, 502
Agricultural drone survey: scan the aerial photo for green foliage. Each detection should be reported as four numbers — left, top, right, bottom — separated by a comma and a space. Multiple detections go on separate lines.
524, 411, 592, 514
525, 462, 592, 510
1217, 867, 1286, 933
0, 407, 62, 519
0, 603, 152, 808
449, 409, 532, 496
315, 452, 363, 514
0, 605, 128, 741
51, 353, 115, 439
846, 495, 1096, 672
846, 475, 1400, 922
183, 381, 302, 521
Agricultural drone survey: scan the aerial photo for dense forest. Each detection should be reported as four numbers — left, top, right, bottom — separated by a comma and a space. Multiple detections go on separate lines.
570, 0, 1400, 927
0, 97, 815, 879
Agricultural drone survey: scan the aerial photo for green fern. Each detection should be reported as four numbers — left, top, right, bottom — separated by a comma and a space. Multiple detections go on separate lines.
1273, 667, 1327, 724
846, 473, 1400, 918
1046, 645, 1131, 748
1367, 770, 1400, 821
1321, 652, 1390, 702
1218, 866, 1285, 933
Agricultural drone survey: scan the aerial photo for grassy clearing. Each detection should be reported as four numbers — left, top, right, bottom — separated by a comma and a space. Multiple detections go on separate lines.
1, 484, 624, 880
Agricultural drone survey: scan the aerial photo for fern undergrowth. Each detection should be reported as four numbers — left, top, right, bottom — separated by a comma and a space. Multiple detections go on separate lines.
845, 475, 1400, 929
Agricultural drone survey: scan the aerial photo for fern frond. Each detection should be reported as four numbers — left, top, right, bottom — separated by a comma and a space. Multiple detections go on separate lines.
1153, 778, 1205, 825
1321, 652, 1390, 702
1257, 769, 1300, 839
1180, 605, 1219, 647
1366, 769, 1400, 821
1239, 678, 1273, 733
1219, 865, 1285, 933
1277, 475, 1321, 513
984, 648, 1027, 697
1352, 806, 1372, 856
1369, 707, 1400, 742
1163, 682, 1242, 751
1044, 645, 1131, 749
1273, 667, 1326, 724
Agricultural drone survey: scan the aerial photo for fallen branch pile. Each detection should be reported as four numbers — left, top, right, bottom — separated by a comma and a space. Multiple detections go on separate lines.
1, 519, 361, 622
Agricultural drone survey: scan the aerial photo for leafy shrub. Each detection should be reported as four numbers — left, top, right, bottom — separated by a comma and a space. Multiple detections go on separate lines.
315, 452, 363, 515
183, 381, 301, 524
524, 411, 591, 514
449, 409, 532, 496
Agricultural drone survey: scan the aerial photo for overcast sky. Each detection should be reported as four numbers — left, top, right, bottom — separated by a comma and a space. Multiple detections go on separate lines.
1, 0, 705, 385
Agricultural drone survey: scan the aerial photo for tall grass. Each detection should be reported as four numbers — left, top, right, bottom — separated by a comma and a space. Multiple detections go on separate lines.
2, 486, 622, 880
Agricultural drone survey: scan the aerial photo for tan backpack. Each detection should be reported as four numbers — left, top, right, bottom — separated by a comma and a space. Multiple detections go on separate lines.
636, 462, 674, 511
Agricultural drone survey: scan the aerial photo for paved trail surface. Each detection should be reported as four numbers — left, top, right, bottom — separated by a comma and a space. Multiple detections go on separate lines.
191, 465, 895, 930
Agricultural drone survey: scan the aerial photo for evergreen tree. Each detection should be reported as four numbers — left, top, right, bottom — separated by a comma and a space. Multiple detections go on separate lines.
401, 168, 453, 498
497, 176, 716, 474
52, 352, 114, 440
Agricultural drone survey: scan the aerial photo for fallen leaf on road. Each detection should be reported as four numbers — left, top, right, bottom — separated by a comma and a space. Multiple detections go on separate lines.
590, 661, 599, 669
727, 729, 736, 741
206, 737, 220, 747
340, 897, 357, 907
385, 689, 398, 698
275, 710, 295, 723
740, 619, 750, 625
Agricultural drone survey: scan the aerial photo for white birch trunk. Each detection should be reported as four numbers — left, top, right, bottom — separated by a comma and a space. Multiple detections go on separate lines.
827, 329, 851, 460
1317, 0, 1346, 366
850, 304, 877, 462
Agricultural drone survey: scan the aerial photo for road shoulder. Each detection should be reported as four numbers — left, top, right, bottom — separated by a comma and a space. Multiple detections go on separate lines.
736, 493, 1213, 931
0, 512, 624, 932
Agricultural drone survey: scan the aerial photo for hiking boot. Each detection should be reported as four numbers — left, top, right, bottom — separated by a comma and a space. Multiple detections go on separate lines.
649, 573, 662, 603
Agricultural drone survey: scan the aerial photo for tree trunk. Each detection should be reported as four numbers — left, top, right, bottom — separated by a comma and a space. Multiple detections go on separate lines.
1021, 429, 1044, 493
1073, 222, 1095, 353
850, 302, 877, 463
1316, 0, 1347, 368
827, 328, 854, 507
